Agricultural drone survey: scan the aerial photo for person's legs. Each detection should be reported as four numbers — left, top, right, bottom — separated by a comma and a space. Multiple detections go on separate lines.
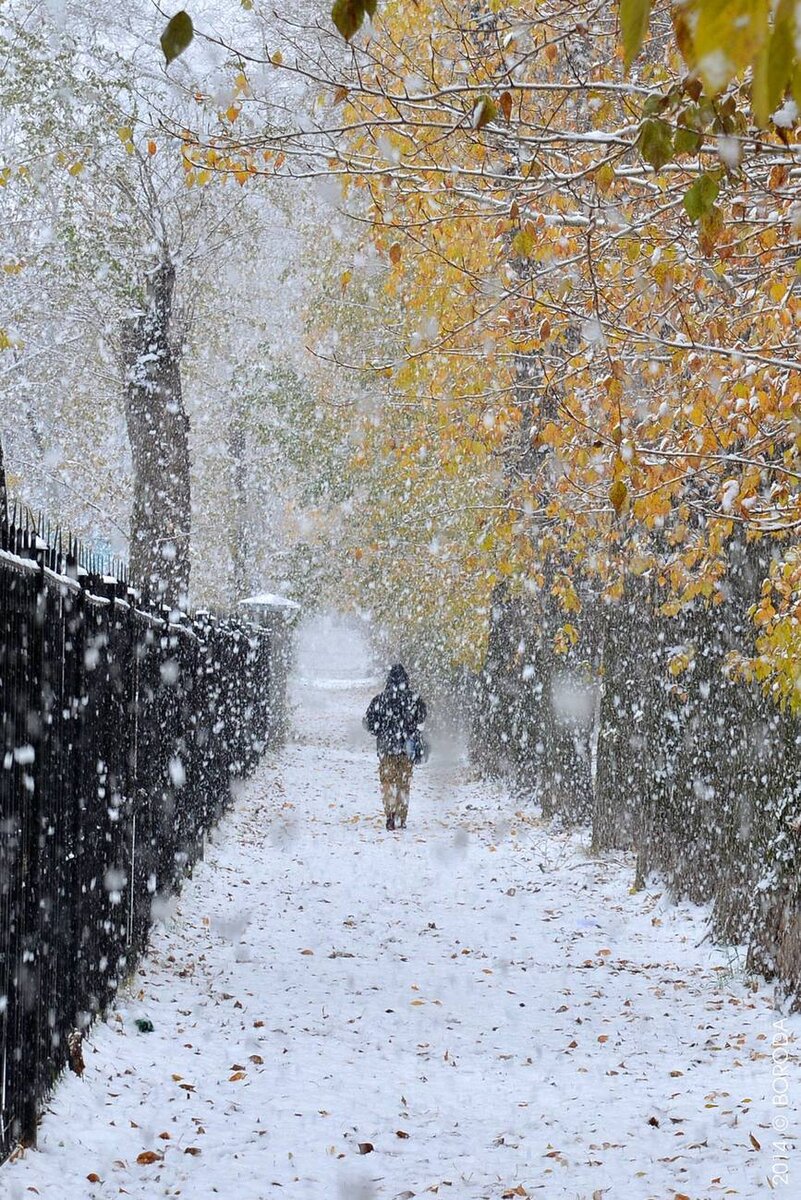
378, 756, 396, 828
397, 758, 413, 828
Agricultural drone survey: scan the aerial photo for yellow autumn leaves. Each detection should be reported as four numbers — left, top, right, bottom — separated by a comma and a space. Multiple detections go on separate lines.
302, 0, 801, 690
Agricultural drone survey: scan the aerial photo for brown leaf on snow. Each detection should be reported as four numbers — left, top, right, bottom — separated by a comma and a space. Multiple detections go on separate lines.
396, 1129, 410, 1138
502, 1188, 528, 1198
184, 1147, 202, 1156
301, 949, 314, 956
357, 1141, 374, 1154
86, 1174, 102, 1183
229, 1071, 247, 1082
178, 1083, 195, 1092
157, 1132, 171, 1140
136, 1151, 162, 1165
749, 1132, 761, 1150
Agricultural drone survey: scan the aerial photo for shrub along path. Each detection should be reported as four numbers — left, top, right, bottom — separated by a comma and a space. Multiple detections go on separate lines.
4, 667, 795, 1199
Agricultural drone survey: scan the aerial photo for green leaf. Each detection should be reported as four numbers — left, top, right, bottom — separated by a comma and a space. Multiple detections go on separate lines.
160, 10, 194, 66
512, 227, 536, 257
473, 95, 498, 131
766, 0, 795, 114
642, 93, 666, 117
674, 122, 703, 155
699, 203, 724, 255
332, 0, 365, 40
683, 172, 720, 221
637, 118, 674, 170
751, 39, 771, 126
621, 0, 653, 70
694, 0, 770, 96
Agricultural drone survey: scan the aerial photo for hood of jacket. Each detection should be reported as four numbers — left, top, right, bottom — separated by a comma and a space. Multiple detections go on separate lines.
385, 664, 410, 695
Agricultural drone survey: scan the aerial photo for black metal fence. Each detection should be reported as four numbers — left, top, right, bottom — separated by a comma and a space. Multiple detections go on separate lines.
0, 512, 279, 1160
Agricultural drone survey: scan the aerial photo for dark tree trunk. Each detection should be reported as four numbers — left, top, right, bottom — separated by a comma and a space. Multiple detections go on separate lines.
0, 428, 7, 534
592, 585, 656, 853
121, 259, 190, 610
746, 717, 801, 1009
471, 584, 518, 778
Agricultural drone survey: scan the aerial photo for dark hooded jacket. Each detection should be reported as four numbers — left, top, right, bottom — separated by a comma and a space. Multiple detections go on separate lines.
365, 665, 427, 758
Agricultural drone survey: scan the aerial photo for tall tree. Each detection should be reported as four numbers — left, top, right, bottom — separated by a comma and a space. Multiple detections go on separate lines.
121, 257, 190, 607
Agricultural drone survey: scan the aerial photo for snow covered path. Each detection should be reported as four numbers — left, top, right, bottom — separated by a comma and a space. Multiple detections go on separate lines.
5, 664, 798, 1199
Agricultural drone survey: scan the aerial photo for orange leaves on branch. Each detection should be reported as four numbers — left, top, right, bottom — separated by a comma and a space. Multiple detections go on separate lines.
311, 0, 801, 678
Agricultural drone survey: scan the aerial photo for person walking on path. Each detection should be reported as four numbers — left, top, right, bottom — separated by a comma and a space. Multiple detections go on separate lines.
364, 664, 427, 830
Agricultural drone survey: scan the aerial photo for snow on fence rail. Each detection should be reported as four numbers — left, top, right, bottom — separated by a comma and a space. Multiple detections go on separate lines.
0, 514, 280, 1160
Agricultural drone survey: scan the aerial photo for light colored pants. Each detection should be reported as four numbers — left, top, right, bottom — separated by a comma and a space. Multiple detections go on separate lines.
379, 754, 412, 824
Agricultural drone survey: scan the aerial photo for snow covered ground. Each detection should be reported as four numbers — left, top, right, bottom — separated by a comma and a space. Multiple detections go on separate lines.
4, 621, 799, 1199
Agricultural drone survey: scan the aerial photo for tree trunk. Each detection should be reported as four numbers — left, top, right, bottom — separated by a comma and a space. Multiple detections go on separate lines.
121, 259, 190, 610
0, 428, 7, 535
592, 586, 654, 853
229, 392, 249, 603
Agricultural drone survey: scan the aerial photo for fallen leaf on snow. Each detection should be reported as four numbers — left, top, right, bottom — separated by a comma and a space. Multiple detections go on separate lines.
184, 1147, 202, 1156
358, 1142, 374, 1154
396, 1129, 410, 1138
135, 1151, 162, 1165
86, 1174, 102, 1183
